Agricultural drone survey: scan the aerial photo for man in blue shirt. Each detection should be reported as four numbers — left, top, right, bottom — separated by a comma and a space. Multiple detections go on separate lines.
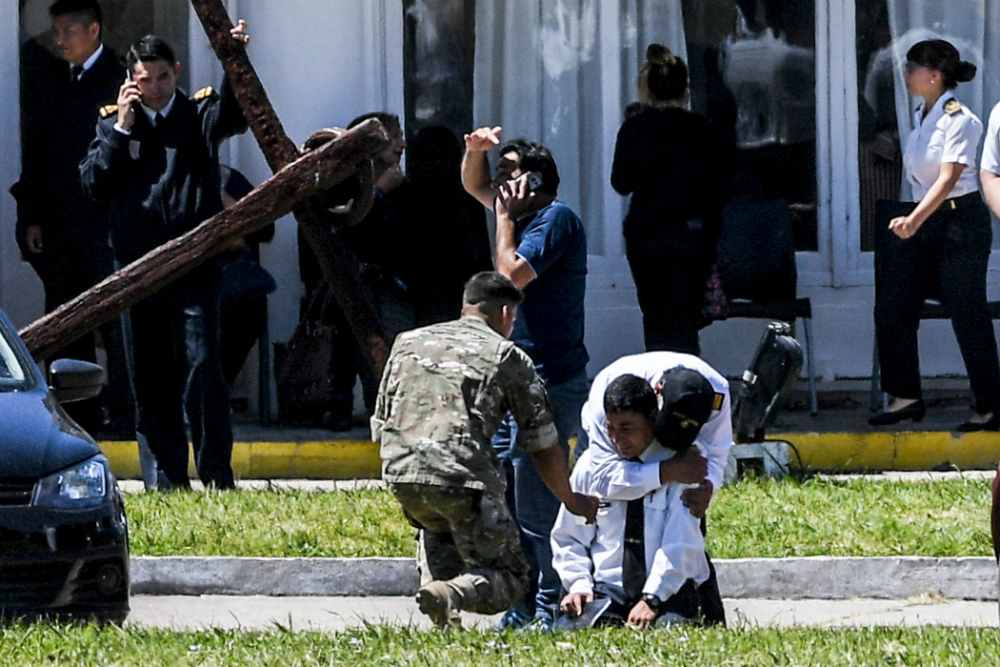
462, 126, 589, 629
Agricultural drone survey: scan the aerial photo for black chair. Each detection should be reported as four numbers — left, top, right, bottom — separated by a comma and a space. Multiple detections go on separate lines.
868, 199, 1000, 410
717, 199, 817, 415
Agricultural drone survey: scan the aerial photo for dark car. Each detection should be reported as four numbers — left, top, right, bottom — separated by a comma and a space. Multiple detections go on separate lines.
0, 308, 129, 622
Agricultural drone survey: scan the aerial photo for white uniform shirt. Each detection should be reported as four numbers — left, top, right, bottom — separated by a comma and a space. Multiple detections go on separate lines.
980, 101, 1000, 175
551, 447, 710, 600
903, 94, 982, 202
580, 352, 733, 498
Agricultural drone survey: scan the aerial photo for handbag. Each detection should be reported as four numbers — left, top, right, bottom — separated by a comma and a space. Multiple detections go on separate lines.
273, 284, 337, 423
701, 264, 730, 324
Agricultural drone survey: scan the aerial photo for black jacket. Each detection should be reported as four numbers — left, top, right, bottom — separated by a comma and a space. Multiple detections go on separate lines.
80, 80, 248, 264
14, 43, 124, 253
610, 105, 728, 246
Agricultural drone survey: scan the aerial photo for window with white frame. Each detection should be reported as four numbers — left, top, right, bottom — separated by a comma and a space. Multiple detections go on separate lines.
856, 0, 1000, 252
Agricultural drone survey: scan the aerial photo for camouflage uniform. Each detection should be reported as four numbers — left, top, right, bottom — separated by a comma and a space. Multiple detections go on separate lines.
372, 316, 558, 616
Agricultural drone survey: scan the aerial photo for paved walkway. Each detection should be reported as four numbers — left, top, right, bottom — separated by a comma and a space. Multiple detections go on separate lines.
126, 596, 999, 632
116, 471, 994, 494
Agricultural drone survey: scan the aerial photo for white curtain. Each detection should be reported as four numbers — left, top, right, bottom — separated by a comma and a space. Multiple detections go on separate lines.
886, 0, 1000, 209
473, 0, 686, 256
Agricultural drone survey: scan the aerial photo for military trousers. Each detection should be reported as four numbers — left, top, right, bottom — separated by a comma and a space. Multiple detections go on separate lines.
391, 483, 530, 615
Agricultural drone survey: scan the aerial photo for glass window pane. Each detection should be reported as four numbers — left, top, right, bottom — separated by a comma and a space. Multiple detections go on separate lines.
682, 0, 818, 251
856, 1, 900, 252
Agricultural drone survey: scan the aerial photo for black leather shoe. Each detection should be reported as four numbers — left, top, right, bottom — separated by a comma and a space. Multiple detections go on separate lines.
868, 400, 925, 426
955, 412, 1000, 432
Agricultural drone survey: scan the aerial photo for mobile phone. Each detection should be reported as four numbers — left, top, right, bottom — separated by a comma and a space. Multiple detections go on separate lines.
524, 171, 543, 191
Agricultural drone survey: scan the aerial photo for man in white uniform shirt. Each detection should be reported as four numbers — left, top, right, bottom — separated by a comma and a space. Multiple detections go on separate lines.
576, 351, 732, 624
551, 372, 715, 627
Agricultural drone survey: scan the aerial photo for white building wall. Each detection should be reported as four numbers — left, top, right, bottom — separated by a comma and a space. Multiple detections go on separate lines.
1, 1, 45, 329
0, 1, 993, 406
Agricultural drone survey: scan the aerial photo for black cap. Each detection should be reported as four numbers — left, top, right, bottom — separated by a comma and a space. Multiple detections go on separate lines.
654, 368, 715, 452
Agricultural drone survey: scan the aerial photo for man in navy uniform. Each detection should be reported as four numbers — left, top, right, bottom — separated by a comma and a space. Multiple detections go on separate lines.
80, 23, 251, 489
12, 0, 130, 435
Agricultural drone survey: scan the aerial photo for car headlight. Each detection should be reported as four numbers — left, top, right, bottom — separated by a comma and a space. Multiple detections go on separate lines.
33, 456, 108, 509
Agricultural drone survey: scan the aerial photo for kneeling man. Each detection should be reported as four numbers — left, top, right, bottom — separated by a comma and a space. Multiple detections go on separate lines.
552, 372, 716, 627
372, 272, 597, 628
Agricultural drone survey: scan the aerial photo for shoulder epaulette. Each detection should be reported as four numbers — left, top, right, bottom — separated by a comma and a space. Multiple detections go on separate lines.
193, 86, 215, 102
99, 104, 118, 118
713, 392, 725, 411
944, 99, 962, 115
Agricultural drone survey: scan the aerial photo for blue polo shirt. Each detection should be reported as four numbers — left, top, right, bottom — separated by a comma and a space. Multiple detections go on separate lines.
512, 200, 589, 384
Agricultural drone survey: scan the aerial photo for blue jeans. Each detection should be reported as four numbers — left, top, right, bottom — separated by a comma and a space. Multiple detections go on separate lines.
493, 368, 589, 621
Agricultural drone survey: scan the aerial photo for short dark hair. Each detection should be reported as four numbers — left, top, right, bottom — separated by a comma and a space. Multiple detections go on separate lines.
348, 112, 401, 137
462, 271, 523, 317
126, 35, 177, 74
604, 374, 657, 419
498, 139, 560, 196
907, 39, 976, 90
49, 0, 102, 26
642, 44, 689, 103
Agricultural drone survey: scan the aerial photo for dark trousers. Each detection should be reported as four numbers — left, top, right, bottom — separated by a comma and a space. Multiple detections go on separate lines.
129, 268, 234, 488
874, 198, 1000, 413
626, 231, 711, 356
220, 296, 267, 386
33, 231, 133, 433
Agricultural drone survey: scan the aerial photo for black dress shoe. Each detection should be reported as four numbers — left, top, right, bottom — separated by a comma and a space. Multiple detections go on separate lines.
955, 412, 1000, 432
868, 400, 925, 426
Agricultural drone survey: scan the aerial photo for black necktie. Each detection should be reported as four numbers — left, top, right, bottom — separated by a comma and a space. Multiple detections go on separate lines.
70, 65, 84, 81
621, 457, 647, 602
154, 113, 164, 127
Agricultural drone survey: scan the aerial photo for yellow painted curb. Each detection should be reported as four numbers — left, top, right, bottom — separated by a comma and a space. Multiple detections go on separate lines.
98, 430, 1000, 480
99, 440, 381, 480
782, 431, 1000, 471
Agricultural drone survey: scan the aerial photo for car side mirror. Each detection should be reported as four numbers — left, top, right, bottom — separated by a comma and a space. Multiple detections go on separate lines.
49, 359, 106, 404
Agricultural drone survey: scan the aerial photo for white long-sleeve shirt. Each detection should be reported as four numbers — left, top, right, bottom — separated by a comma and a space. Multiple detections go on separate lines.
581, 352, 733, 500
551, 448, 710, 600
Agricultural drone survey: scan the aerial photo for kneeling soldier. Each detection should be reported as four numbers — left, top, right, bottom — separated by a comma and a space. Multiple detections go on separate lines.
372, 271, 597, 628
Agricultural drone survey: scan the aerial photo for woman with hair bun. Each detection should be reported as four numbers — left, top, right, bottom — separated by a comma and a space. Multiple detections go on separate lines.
870, 39, 1000, 430
611, 44, 727, 355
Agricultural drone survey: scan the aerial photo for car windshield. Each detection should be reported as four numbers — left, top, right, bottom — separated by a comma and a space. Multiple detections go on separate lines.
0, 322, 30, 391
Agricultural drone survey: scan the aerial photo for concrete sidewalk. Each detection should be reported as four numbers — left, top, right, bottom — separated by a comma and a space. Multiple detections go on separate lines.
125, 595, 1000, 631
128, 556, 1000, 602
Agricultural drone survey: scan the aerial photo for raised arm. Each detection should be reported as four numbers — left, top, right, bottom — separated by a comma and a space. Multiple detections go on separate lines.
461, 126, 501, 209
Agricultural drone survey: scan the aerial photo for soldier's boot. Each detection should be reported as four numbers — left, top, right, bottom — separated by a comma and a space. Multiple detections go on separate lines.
416, 581, 463, 629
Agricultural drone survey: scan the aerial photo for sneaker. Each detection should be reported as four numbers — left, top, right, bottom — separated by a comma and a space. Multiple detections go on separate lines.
496, 608, 532, 631
417, 581, 462, 629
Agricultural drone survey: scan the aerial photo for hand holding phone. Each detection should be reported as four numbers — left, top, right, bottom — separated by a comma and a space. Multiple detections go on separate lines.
116, 72, 141, 132
524, 171, 543, 192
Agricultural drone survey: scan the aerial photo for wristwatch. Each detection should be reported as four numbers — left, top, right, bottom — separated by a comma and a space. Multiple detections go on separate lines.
641, 593, 663, 610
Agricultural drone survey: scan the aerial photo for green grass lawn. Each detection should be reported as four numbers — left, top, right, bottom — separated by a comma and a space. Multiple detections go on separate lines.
126, 477, 993, 559
3, 624, 1000, 666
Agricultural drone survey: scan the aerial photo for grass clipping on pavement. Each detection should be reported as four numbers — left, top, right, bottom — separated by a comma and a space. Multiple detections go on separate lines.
126, 476, 993, 558
3, 624, 1000, 666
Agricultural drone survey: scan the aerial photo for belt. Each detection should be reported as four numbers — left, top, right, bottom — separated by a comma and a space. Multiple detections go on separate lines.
944, 193, 981, 211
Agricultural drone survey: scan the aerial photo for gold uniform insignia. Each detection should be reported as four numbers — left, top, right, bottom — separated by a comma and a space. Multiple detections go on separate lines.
944, 99, 961, 115
98, 104, 118, 118
193, 86, 215, 101
713, 392, 724, 411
